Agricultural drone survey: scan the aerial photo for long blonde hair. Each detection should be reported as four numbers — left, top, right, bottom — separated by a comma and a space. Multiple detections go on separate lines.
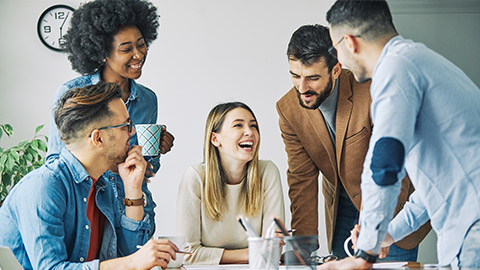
203, 102, 262, 221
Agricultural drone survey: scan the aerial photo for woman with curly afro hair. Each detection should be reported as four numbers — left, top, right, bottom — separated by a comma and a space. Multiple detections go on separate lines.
46, 0, 175, 263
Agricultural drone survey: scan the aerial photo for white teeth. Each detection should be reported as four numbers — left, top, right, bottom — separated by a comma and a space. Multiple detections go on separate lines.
239, 142, 254, 148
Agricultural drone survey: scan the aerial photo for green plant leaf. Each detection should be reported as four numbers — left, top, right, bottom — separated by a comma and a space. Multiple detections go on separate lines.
35, 125, 45, 134
34, 158, 45, 166
31, 140, 39, 151
2, 124, 14, 136
2, 173, 12, 187
18, 140, 29, 148
9, 151, 20, 163
26, 147, 37, 156
5, 155, 16, 171
38, 140, 47, 152
0, 188, 6, 200
0, 153, 7, 165
17, 168, 25, 179
1, 123, 48, 202
25, 152, 33, 163
13, 174, 22, 184
18, 157, 26, 166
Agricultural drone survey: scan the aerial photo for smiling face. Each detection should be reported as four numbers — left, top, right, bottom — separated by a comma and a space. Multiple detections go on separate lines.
211, 108, 259, 166
289, 58, 340, 110
103, 25, 147, 82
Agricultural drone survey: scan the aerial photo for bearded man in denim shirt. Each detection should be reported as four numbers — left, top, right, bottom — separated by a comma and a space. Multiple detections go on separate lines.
0, 82, 179, 269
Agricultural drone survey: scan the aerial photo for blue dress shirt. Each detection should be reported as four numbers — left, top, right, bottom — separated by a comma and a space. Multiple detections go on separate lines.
357, 36, 480, 266
0, 148, 151, 269
46, 72, 159, 238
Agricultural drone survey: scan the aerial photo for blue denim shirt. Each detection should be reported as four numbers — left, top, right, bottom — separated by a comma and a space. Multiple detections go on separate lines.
357, 36, 480, 266
47, 72, 159, 237
0, 148, 151, 269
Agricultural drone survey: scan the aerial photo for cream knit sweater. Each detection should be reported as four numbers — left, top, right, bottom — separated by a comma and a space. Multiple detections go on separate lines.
176, 160, 285, 265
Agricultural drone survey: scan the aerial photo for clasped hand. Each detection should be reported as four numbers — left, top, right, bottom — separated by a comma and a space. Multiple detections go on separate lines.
349, 224, 394, 259
118, 145, 146, 196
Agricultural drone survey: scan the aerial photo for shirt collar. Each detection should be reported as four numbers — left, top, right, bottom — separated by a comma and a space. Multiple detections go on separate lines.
373, 35, 403, 77
91, 72, 101, 84
93, 71, 138, 105
125, 79, 138, 105
319, 77, 340, 114
60, 147, 92, 184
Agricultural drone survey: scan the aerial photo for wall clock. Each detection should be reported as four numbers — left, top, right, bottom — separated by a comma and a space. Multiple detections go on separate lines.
37, 4, 75, 52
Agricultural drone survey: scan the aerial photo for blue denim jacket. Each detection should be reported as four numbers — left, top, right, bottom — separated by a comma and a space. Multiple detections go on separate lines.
0, 148, 151, 269
47, 72, 159, 237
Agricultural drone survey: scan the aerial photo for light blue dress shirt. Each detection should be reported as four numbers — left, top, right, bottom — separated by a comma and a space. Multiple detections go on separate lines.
0, 148, 151, 269
46, 72, 159, 237
357, 36, 480, 266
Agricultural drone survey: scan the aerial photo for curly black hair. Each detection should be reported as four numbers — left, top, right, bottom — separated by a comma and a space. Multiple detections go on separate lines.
64, 0, 160, 75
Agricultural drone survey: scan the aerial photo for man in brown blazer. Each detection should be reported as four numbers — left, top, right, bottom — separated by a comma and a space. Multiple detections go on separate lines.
276, 25, 430, 260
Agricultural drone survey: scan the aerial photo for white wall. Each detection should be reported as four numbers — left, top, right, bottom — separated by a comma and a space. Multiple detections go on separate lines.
1, 0, 479, 263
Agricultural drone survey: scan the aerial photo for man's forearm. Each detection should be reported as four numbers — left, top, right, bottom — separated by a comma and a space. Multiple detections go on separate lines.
100, 255, 133, 270
123, 189, 145, 221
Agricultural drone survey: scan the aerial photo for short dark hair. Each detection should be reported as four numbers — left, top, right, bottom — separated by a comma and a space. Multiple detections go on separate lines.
64, 0, 160, 74
287, 25, 338, 71
326, 0, 397, 40
54, 81, 122, 144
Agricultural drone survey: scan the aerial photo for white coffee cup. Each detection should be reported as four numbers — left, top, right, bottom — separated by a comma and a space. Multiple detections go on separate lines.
157, 236, 185, 268
344, 236, 354, 257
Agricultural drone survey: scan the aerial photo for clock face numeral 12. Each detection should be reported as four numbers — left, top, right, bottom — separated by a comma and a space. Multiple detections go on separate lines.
37, 5, 75, 51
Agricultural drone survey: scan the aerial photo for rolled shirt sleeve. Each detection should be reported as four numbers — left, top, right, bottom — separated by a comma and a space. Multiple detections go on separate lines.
388, 190, 430, 242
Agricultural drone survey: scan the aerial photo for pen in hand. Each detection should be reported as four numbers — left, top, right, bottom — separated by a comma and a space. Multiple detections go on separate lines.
273, 217, 290, 236
136, 245, 192, 254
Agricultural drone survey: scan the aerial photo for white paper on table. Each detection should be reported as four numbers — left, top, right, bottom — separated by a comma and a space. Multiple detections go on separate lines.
183, 265, 248, 270
373, 261, 408, 269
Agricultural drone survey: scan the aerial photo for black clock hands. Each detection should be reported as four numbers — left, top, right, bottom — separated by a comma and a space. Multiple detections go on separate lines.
59, 12, 70, 47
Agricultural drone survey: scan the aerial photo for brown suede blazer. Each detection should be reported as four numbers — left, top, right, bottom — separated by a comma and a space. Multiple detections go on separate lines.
276, 69, 430, 251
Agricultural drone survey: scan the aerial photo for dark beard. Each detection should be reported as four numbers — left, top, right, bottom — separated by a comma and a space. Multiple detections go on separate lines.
107, 152, 128, 174
296, 75, 333, 110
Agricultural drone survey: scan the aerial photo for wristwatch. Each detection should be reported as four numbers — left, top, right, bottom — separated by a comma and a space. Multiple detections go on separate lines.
123, 192, 146, 207
354, 249, 378, 263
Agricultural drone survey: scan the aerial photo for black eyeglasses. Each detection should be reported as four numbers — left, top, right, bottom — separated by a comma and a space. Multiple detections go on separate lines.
328, 35, 361, 58
89, 118, 133, 137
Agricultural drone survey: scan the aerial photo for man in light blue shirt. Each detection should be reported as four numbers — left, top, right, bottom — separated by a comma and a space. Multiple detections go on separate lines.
0, 82, 178, 269
320, 1, 480, 269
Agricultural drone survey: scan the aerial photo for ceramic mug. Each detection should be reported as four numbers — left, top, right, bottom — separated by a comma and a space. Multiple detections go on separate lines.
135, 124, 163, 156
